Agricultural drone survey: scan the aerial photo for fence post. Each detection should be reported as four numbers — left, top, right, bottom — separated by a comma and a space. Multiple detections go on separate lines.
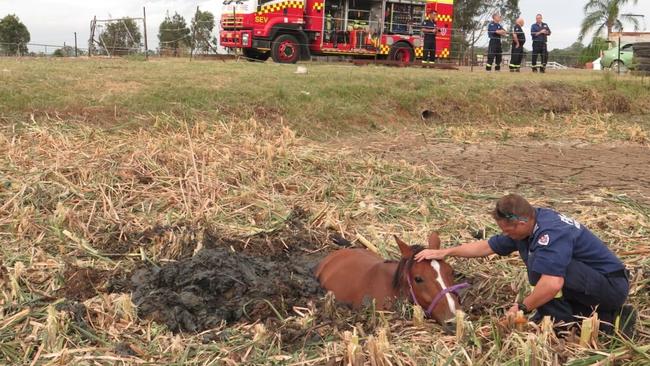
470, 30, 475, 72
190, 6, 199, 61
458, 30, 464, 66
617, 35, 621, 74
89, 16, 96, 57
143, 7, 149, 60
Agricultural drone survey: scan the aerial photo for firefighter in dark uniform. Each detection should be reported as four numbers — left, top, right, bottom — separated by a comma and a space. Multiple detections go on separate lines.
509, 17, 525, 72
415, 194, 637, 337
486, 13, 507, 71
531, 13, 551, 73
421, 9, 438, 64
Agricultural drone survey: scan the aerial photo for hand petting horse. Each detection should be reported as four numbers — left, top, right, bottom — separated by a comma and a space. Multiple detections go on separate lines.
315, 232, 468, 328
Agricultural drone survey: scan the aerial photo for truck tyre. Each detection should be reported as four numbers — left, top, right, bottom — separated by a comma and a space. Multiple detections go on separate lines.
610, 60, 627, 72
271, 34, 300, 64
243, 48, 270, 62
388, 42, 415, 64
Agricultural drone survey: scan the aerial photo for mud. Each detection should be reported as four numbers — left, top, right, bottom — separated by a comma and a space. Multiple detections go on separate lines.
130, 246, 324, 333
344, 134, 650, 201
129, 208, 329, 333
407, 141, 650, 200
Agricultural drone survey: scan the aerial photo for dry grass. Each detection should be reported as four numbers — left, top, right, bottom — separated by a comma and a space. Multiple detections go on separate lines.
0, 58, 649, 365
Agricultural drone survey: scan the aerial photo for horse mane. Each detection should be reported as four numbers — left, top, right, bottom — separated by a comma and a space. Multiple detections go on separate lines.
391, 245, 425, 290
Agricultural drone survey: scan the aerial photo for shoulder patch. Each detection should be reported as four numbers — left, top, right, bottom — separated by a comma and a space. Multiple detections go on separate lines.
538, 234, 550, 246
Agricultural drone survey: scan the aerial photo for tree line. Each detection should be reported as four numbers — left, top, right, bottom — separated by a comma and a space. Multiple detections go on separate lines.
91, 9, 216, 57
0, 10, 216, 57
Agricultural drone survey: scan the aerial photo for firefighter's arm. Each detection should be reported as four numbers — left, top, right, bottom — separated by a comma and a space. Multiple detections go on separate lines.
509, 274, 564, 314
497, 28, 508, 36
512, 30, 520, 47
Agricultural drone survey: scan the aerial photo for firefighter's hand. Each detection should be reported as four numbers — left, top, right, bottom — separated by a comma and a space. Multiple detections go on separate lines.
506, 303, 519, 316
415, 249, 448, 262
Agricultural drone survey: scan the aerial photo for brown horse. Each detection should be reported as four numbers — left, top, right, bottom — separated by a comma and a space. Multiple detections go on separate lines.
315, 232, 468, 326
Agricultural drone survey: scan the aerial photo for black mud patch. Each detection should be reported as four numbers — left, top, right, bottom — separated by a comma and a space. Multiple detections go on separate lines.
131, 246, 325, 333
129, 208, 331, 333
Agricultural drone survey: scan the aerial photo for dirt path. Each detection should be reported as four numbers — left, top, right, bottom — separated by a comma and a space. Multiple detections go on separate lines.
347, 135, 650, 201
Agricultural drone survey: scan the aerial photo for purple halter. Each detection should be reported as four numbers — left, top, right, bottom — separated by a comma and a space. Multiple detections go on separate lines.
406, 273, 470, 317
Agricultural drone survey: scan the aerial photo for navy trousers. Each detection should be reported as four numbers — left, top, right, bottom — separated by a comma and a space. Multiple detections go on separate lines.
423, 35, 436, 63
486, 39, 502, 71
532, 260, 629, 326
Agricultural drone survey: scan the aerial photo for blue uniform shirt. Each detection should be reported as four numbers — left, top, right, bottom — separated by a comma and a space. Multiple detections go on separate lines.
488, 208, 624, 285
488, 22, 503, 40
531, 22, 551, 42
513, 24, 525, 45
422, 19, 437, 38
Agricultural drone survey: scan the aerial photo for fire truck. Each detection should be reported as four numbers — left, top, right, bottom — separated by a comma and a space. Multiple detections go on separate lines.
220, 0, 454, 63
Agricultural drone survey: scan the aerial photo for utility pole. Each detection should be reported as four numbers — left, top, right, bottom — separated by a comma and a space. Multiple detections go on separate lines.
143, 7, 149, 60
74, 32, 78, 57
470, 30, 475, 72
89, 16, 96, 57
190, 6, 199, 61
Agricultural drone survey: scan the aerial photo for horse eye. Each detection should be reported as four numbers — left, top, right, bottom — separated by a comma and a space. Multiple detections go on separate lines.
414, 276, 424, 284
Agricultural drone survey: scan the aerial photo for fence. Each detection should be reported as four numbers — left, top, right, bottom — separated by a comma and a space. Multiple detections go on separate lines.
0, 21, 632, 74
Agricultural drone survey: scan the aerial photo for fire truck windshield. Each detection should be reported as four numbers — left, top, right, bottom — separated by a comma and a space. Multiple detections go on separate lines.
222, 0, 257, 15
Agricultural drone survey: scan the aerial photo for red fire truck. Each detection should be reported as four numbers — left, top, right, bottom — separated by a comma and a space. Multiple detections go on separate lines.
220, 0, 454, 63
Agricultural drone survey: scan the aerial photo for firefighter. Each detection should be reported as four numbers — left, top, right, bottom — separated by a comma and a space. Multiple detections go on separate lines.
415, 194, 637, 338
421, 9, 438, 65
531, 13, 551, 73
509, 17, 525, 72
486, 13, 508, 71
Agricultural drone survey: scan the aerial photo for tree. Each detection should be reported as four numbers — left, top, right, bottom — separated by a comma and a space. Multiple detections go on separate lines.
579, 0, 640, 42
451, 0, 520, 62
191, 10, 217, 54
579, 37, 609, 64
549, 42, 585, 67
0, 14, 30, 56
158, 12, 190, 56
98, 18, 142, 56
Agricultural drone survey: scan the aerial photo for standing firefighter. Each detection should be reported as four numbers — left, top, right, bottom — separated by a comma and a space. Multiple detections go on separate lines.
531, 13, 551, 73
422, 9, 438, 65
510, 18, 525, 72
487, 14, 507, 71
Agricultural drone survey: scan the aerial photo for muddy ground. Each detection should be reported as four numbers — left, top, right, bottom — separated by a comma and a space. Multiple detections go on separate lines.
130, 245, 324, 333
55, 209, 341, 333
127, 209, 335, 333
353, 136, 650, 201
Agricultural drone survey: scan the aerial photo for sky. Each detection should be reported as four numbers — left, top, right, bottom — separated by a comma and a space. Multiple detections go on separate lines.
0, 0, 649, 53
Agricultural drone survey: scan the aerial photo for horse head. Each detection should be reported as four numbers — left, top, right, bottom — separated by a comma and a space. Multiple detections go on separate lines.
393, 233, 467, 328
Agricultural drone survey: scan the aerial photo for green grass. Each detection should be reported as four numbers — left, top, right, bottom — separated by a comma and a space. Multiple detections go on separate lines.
2, 58, 649, 140
0, 58, 649, 365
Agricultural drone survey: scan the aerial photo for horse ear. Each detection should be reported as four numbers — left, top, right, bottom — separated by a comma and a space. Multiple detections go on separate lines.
394, 236, 413, 258
428, 232, 441, 250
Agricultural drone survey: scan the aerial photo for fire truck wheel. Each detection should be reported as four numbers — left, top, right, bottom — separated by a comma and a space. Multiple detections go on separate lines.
272, 34, 301, 64
388, 43, 415, 64
243, 48, 270, 62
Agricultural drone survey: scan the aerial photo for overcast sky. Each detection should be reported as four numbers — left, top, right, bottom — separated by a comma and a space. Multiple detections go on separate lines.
1, 0, 648, 53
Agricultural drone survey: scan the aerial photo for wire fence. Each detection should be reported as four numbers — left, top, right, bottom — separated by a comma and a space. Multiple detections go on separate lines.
0, 19, 634, 73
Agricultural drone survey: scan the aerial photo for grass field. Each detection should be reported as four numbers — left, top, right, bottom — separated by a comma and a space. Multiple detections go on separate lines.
1, 58, 649, 365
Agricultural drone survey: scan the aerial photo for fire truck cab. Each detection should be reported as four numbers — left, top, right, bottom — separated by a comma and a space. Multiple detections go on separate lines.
220, 0, 454, 63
